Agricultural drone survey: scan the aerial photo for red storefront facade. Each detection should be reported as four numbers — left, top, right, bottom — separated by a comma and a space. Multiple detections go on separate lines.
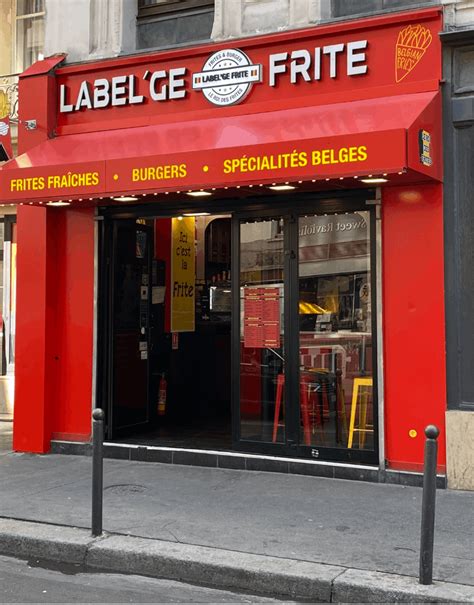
0, 8, 446, 477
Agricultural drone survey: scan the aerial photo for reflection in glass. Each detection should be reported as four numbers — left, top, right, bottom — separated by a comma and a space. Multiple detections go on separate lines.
298, 212, 374, 451
239, 218, 285, 442
16, 15, 44, 72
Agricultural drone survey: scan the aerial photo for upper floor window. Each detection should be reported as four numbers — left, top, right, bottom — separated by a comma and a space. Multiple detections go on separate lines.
137, 0, 214, 50
15, 0, 45, 72
332, 0, 436, 19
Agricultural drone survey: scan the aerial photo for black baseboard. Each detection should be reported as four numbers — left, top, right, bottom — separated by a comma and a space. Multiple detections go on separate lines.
50, 440, 447, 489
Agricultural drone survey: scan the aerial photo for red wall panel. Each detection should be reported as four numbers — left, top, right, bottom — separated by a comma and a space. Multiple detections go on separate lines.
18, 71, 58, 155
13, 206, 95, 453
13, 206, 49, 453
382, 184, 446, 471
50, 208, 95, 441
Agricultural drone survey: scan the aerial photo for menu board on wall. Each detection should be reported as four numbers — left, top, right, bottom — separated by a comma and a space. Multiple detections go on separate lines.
243, 287, 280, 348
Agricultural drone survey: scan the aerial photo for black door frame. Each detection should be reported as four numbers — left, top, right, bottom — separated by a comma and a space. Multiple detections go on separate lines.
97, 189, 378, 462
98, 218, 154, 439
231, 199, 379, 465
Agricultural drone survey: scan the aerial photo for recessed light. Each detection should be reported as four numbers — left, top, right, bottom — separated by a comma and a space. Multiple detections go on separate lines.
360, 178, 388, 184
112, 196, 138, 202
183, 212, 211, 217
47, 201, 71, 207
186, 191, 212, 197
268, 185, 296, 191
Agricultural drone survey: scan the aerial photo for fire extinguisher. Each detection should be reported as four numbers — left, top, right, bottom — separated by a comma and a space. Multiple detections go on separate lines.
157, 372, 167, 416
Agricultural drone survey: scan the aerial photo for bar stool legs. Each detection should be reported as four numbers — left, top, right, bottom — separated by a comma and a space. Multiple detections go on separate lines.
300, 373, 311, 446
272, 373, 285, 443
272, 373, 312, 445
336, 369, 347, 444
347, 377, 373, 449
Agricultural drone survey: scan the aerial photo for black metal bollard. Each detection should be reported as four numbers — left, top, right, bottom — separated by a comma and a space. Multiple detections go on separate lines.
419, 424, 439, 585
91, 408, 105, 537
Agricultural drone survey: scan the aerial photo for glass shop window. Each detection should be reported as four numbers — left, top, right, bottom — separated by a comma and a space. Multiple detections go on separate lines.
331, 0, 436, 19
137, 0, 214, 50
298, 211, 374, 452
15, 0, 45, 73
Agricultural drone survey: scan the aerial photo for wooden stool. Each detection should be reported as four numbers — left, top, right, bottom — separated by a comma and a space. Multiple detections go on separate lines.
347, 377, 373, 449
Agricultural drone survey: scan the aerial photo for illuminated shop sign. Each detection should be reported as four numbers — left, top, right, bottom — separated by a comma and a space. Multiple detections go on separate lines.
59, 40, 368, 112
55, 13, 441, 130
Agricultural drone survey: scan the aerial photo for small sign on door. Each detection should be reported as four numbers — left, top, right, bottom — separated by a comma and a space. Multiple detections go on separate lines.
172, 332, 179, 350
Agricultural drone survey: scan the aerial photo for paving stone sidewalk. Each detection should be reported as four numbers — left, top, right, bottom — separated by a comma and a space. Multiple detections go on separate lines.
0, 452, 472, 590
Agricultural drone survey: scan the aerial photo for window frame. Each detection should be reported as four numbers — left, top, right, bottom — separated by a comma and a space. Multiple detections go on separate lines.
14, 0, 45, 73
330, 0, 436, 21
137, 0, 214, 21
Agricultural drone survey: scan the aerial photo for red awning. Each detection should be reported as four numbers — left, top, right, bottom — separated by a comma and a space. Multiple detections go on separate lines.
0, 91, 441, 202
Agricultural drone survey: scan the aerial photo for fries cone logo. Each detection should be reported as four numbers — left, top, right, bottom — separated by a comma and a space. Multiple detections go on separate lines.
395, 24, 432, 83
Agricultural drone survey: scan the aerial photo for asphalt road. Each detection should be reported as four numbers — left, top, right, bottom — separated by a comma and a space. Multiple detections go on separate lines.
0, 554, 286, 603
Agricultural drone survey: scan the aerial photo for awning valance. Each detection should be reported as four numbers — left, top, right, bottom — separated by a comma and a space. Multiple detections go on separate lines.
0, 90, 441, 202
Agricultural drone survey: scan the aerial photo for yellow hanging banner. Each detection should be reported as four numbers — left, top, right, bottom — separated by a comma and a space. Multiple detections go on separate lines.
171, 217, 195, 332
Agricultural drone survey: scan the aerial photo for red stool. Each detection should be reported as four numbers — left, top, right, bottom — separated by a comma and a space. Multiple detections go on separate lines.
272, 373, 312, 445
272, 374, 285, 443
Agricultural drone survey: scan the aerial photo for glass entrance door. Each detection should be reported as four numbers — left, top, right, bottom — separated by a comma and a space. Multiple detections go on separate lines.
234, 205, 377, 463
108, 220, 153, 436
297, 211, 376, 461
237, 216, 286, 445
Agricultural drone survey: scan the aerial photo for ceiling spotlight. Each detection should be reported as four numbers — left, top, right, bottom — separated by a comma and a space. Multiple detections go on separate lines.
47, 201, 71, 207
112, 196, 138, 202
186, 191, 212, 197
360, 178, 388, 184
268, 185, 296, 191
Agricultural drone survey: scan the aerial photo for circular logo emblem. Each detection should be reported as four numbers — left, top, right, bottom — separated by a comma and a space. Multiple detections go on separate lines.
193, 49, 262, 107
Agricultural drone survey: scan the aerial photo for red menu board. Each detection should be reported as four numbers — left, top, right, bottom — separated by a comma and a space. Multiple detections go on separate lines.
244, 287, 280, 348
